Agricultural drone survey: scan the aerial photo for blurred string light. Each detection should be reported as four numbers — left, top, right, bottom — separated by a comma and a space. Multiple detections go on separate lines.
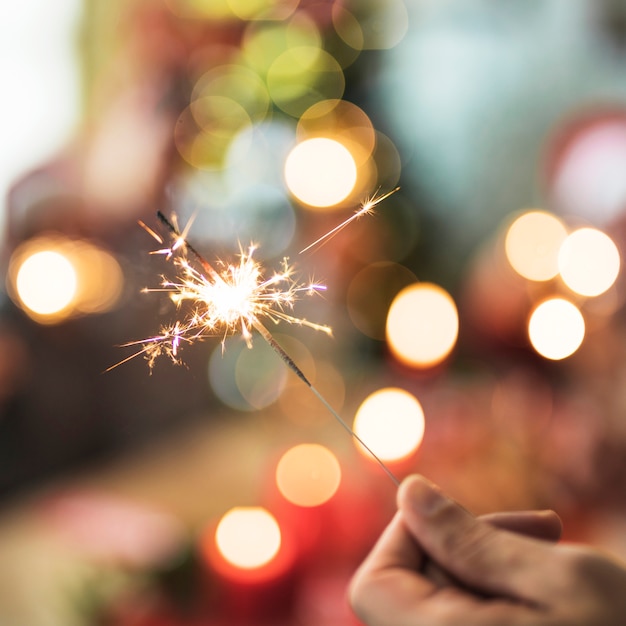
214, 506, 282, 569
528, 298, 585, 361
275, 443, 341, 507
353, 388, 425, 463
386, 283, 459, 369
7, 237, 123, 324
558, 227, 620, 297
504, 210, 568, 281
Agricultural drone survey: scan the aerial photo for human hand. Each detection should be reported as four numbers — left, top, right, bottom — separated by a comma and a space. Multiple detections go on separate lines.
350, 475, 626, 626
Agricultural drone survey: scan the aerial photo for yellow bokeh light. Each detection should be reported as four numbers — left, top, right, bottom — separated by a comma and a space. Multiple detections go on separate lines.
284, 137, 357, 208
558, 227, 620, 297
353, 388, 425, 462
215, 507, 281, 570
386, 283, 459, 368
15, 250, 77, 318
72, 245, 124, 314
505, 210, 568, 281
243, 14, 321, 76
267, 47, 345, 117
191, 64, 270, 123
276, 444, 341, 507
227, 0, 298, 21
8, 237, 124, 323
297, 99, 376, 165
528, 298, 585, 360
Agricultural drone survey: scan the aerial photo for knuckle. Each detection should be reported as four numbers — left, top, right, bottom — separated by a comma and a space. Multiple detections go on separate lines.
440, 518, 497, 566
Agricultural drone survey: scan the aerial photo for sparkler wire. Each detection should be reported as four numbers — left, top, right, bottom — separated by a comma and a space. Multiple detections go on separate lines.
155, 211, 400, 486
252, 320, 400, 486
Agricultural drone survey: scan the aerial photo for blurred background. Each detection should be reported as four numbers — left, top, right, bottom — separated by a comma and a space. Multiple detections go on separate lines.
2, 0, 626, 624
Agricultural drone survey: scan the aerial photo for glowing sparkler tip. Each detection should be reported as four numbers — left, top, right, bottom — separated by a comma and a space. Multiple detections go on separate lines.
299, 186, 400, 254
114, 213, 332, 370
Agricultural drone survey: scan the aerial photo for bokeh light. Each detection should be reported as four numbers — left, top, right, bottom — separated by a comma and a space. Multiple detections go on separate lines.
225, 119, 296, 190
243, 14, 321, 76
296, 99, 376, 165
215, 507, 281, 569
191, 64, 270, 124
209, 337, 287, 411
347, 262, 417, 340
267, 47, 345, 117
8, 237, 124, 324
227, 0, 298, 21
175, 97, 251, 171
15, 250, 77, 318
235, 339, 287, 409
550, 115, 626, 225
340, 0, 409, 50
295, 98, 383, 203
72, 243, 124, 315
275, 444, 341, 507
558, 227, 620, 297
284, 137, 357, 207
528, 298, 585, 360
353, 388, 425, 462
505, 210, 568, 281
386, 283, 459, 368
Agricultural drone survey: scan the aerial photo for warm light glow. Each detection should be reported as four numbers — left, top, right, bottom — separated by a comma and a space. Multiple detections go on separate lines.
386, 283, 459, 368
15, 250, 77, 317
284, 137, 357, 208
505, 211, 568, 281
353, 388, 425, 462
528, 298, 585, 360
558, 227, 620, 297
74, 246, 124, 314
9, 237, 124, 323
215, 507, 281, 570
115, 219, 330, 369
276, 443, 341, 507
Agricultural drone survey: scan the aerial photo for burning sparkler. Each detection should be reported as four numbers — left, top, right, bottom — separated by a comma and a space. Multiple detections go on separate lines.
114, 189, 400, 485
300, 186, 400, 254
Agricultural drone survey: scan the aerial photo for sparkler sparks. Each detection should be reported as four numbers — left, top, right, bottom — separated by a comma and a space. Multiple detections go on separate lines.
113, 188, 401, 485
300, 186, 400, 254
112, 212, 331, 369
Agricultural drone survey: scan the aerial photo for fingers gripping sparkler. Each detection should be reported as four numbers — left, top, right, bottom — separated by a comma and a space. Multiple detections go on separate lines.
114, 190, 400, 485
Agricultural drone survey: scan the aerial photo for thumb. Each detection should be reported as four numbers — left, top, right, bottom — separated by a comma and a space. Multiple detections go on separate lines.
398, 475, 563, 605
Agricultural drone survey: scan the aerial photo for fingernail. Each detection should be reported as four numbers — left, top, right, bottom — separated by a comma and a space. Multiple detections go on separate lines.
401, 475, 446, 516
